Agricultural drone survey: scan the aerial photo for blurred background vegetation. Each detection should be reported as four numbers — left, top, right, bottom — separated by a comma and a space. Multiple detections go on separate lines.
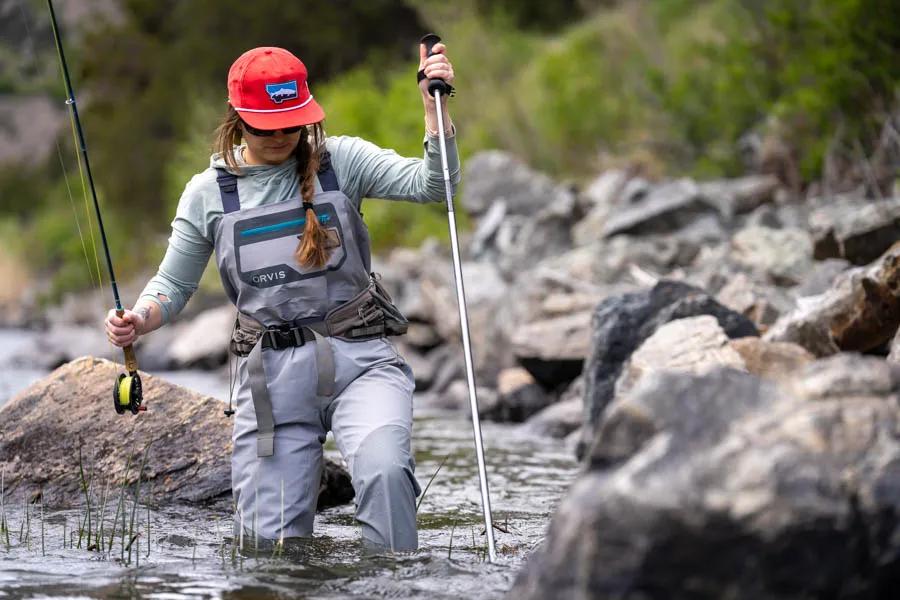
0, 0, 898, 304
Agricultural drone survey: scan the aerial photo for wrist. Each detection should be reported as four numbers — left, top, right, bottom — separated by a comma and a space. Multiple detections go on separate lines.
132, 303, 153, 334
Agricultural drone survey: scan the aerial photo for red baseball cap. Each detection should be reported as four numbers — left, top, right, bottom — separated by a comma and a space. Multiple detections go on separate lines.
227, 47, 325, 130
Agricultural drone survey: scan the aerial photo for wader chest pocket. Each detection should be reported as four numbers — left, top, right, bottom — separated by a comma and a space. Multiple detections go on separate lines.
234, 203, 347, 288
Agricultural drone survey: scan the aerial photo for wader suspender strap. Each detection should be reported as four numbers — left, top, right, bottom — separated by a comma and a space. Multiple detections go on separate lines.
214, 150, 338, 214
215, 151, 339, 457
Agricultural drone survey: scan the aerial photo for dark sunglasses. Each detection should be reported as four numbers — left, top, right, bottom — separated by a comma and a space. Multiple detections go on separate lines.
241, 119, 305, 137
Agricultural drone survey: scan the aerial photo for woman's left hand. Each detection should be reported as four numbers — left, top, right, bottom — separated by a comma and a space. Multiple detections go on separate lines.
418, 42, 455, 103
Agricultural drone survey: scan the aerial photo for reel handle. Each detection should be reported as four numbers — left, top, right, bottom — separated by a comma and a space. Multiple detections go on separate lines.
420, 33, 451, 97
115, 308, 139, 372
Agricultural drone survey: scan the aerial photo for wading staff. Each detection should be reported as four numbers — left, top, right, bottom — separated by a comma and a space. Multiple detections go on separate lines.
421, 33, 497, 562
47, 0, 144, 415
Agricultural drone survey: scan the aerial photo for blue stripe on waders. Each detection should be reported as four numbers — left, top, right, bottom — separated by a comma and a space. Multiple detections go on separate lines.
240, 213, 332, 237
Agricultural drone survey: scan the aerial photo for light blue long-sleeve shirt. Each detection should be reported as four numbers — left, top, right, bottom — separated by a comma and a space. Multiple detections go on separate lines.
139, 130, 460, 323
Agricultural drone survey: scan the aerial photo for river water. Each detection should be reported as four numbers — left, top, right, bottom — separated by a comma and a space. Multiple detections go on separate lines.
0, 329, 578, 599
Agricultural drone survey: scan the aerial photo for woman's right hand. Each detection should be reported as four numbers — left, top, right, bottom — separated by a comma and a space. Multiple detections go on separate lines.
105, 308, 146, 347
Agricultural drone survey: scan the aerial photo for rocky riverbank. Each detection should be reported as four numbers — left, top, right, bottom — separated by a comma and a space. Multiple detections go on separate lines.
5, 149, 900, 595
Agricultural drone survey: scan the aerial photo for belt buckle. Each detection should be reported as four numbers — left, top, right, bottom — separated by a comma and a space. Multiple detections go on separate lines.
263, 329, 281, 350
290, 327, 306, 347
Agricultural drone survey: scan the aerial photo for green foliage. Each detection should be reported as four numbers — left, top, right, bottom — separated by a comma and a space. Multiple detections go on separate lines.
3, 0, 900, 298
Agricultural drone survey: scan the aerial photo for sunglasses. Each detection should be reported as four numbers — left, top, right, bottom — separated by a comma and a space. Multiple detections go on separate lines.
241, 119, 305, 137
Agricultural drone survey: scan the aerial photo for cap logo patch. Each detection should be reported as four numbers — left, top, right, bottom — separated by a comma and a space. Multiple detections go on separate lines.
265, 80, 299, 104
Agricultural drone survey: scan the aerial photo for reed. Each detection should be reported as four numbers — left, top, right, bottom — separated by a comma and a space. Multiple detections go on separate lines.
146, 504, 151, 558
109, 448, 134, 560
76, 445, 93, 549
40, 492, 44, 556
0, 469, 8, 550
97, 478, 110, 553
126, 441, 152, 566
416, 454, 450, 513
447, 521, 455, 559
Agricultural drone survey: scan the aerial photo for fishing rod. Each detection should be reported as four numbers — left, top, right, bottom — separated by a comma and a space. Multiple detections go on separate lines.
47, 0, 144, 415
421, 33, 497, 562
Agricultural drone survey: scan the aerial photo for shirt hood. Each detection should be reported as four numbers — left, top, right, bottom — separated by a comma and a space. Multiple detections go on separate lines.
209, 145, 298, 179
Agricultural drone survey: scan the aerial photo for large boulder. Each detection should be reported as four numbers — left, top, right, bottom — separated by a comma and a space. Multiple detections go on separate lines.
578, 281, 758, 459
0, 357, 353, 510
510, 354, 900, 599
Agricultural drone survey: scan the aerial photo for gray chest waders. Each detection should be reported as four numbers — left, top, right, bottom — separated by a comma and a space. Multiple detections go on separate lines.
213, 152, 407, 458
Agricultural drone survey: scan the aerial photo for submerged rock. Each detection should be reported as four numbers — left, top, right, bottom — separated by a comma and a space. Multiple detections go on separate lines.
0, 357, 353, 510
510, 354, 900, 599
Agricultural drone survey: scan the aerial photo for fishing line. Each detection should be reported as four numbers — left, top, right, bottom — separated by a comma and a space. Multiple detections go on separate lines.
45, 0, 145, 415
15, 0, 102, 291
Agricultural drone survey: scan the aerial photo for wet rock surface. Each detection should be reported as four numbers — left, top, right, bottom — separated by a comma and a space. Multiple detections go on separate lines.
510, 354, 900, 599
0, 357, 353, 510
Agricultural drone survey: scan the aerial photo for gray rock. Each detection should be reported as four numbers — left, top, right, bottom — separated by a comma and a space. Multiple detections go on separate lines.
168, 305, 235, 369
480, 367, 552, 423
572, 170, 630, 246
17, 324, 117, 370
0, 357, 353, 509
497, 192, 578, 275
730, 226, 814, 285
614, 315, 747, 401
698, 174, 780, 214
395, 341, 436, 391
461, 150, 574, 218
511, 311, 592, 389
889, 330, 900, 365
423, 379, 496, 412
603, 178, 722, 238
404, 322, 442, 351
716, 273, 796, 330
524, 375, 584, 438
793, 258, 851, 297
427, 345, 465, 395
810, 196, 900, 265
728, 337, 815, 381
510, 355, 900, 599
578, 280, 758, 460
469, 199, 508, 259
523, 398, 582, 439
765, 242, 900, 355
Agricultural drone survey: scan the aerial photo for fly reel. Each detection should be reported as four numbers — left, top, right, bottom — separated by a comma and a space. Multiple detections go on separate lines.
113, 371, 144, 415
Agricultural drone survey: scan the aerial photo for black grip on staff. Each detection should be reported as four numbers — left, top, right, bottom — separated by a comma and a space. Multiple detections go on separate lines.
420, 33, 451, 96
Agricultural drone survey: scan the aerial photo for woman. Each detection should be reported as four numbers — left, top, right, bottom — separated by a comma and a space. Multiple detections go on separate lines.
105, 42, 458, 552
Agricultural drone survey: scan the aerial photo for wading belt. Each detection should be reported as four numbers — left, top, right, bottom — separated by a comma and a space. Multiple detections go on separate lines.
237, 314, 337, 457
230, 282, 397, 458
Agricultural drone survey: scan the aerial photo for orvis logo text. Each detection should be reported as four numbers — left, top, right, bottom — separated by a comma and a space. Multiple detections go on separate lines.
252, 270, 287, 284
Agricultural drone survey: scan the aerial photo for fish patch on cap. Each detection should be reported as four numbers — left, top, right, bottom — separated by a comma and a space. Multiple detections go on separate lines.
265, 80, 299, 104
